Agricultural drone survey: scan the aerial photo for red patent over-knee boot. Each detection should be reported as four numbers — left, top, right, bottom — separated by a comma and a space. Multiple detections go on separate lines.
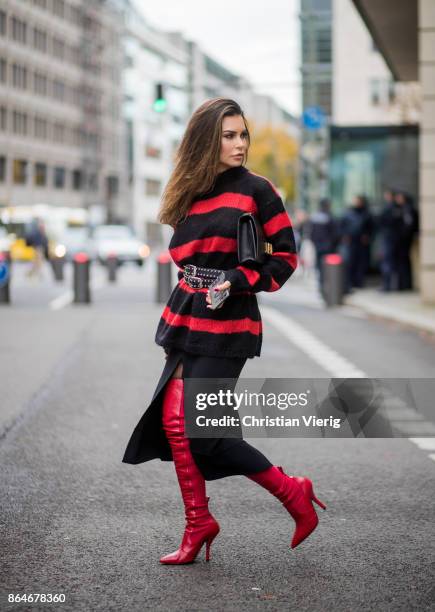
247, 466, 326, 549
159, 378, 220, 564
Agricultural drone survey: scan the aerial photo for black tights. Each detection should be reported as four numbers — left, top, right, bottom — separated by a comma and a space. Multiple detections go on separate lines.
166, 349, 273, 481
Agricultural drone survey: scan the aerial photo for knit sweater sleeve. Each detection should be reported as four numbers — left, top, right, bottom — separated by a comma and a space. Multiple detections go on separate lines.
223, 179, 298, 294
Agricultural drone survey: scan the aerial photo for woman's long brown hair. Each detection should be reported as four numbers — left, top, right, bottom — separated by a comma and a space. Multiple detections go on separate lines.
158, 98, 250, 228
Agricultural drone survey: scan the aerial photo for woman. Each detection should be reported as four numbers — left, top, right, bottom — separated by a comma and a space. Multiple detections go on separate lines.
122, 98, 326, 564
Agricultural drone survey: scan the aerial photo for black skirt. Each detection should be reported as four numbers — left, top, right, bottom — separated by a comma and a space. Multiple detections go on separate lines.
122, 348, 272, 481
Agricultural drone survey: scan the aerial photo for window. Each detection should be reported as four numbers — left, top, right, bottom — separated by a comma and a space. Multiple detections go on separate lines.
106, 175, 119, 197
34, 162, 47, 186
0, 156, 6, 181
388, 80, 396, 104
145, 178, 161, 196
11, 16, 27, 44
54, 166, 65, 188
53, 79, 65, 101
88, 173, 98, 192
53, 123, 65, 142
0, 11, 6, 36
13, 159, 27, 184
13, 111, 27, 135
72, 126, 83, 147
0, 106, 6, 131
72, 169, 82, 190
34, 116, 47, 139
34, 72, 47, 95
52, 0, 65, 19
33, 28, 47, 52
316, 27, 332, 63
69, 5, 82, 26
317, 81, 332, 116
0, 58, 6, 82
69, 45, 81, 66
52, 37, 65, 59
370, 79, 381, 105
12, 63, 27, 89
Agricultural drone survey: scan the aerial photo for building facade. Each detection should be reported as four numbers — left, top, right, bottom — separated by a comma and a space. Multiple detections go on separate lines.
0, 0, 126, 221
121, 8, 189, 245
350, 0, 435, 304
333, 0, 420, 126
299, 0, 333, 211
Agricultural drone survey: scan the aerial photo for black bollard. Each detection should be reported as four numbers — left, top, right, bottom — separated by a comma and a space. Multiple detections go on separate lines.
73, 252, 91, 304
51, 256, 65, 282
156, 251, 172, 303
107, 254, 118, 283
0, 252, 11, 304
322, 254, 344, 307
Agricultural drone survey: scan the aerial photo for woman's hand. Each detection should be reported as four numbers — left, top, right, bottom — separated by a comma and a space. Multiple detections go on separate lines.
206, 280, 231, 309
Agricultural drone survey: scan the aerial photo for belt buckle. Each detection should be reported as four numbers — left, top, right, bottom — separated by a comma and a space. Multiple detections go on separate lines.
188, 275, 203, 289
183, 264, 203, 289
184, 264, 197, 276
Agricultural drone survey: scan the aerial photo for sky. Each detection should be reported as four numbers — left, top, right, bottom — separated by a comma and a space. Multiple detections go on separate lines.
133, 0, 301, 116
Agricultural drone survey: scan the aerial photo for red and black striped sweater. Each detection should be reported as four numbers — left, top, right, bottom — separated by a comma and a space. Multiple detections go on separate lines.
155, 165, 297, 358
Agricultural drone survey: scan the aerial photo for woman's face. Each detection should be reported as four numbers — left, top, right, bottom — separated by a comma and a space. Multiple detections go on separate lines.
218, 114, 249, 172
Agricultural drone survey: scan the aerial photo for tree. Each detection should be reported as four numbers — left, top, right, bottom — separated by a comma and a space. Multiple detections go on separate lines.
247, 123, 298, 204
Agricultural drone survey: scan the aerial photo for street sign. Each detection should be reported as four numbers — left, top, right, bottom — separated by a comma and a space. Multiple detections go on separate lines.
302, 106, 326, 131
0, 261, 9, 287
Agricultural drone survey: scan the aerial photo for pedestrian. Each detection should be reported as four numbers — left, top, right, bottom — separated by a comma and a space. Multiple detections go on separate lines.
308, 198, 338, 294
25, 218, 48, 279
293, 208, 314, 277
340, 195, 374, 291
292, 208, 309, 253
378, 188, 399, 291
393, 191, 418, 290
122, 98, 326, 564
378, 190, 418, 291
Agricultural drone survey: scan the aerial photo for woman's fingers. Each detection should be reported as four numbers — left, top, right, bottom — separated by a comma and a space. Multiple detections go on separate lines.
205, 280, 231, 307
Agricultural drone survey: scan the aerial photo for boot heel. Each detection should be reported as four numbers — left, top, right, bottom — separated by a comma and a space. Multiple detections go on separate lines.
297, 477, 327, 511
312, 493, 327, 511
205, 534, 217, 561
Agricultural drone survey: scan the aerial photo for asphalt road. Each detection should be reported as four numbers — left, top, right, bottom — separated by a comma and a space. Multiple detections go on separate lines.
1, 262, 434, 611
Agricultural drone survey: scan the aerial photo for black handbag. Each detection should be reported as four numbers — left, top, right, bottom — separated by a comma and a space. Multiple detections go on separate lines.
237, 213, 273, 265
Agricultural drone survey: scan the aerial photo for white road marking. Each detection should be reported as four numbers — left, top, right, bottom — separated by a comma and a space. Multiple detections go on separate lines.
261, 304, 367, 378
261, 304, 435, 463
408, 438, 435, 451
49, 279, 105, 310
50, 290, 73, 311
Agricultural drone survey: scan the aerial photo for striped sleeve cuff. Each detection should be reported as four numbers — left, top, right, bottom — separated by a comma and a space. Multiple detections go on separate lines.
224, 267, 257, 294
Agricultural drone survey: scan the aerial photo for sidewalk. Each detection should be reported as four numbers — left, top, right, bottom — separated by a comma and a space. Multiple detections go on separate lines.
344, 287, 435, 335
278, 268, 435, 335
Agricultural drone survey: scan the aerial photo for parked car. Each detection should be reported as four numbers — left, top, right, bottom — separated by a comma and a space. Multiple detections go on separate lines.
92, 225, 150, 266
51, 226, 96, 261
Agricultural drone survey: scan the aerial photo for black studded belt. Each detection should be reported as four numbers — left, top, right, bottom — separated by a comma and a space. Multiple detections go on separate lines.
182, 264, 225, 289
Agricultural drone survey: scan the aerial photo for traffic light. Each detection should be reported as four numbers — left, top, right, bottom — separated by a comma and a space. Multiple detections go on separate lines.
153, 83, 167, 113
